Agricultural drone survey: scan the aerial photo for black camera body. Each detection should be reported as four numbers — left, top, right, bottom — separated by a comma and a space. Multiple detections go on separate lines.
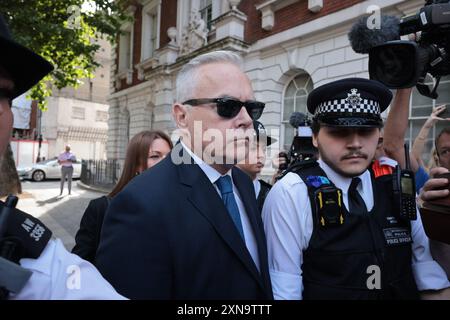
369, 0, 450, 98
280, 113, 317, 171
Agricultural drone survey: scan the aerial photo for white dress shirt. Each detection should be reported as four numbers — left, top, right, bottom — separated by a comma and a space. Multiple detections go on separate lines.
10, 239, 125, 300
181, 142, 260, 271
262, 159, 450, 300
253, 179, 261, 198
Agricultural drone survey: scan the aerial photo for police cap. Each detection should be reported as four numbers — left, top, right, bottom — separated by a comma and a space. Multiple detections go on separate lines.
307, 78, 392, 128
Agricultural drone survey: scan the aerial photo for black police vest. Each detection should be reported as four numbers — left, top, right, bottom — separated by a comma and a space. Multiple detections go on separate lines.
293, 162, 419, 300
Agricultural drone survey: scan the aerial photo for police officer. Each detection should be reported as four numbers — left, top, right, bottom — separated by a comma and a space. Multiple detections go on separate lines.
262, 78, 450, 300
237, 121, 276, 213
0, 14, 124, 299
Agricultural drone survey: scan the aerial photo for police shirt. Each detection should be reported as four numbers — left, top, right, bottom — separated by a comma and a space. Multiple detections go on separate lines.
10, 239, 126, 300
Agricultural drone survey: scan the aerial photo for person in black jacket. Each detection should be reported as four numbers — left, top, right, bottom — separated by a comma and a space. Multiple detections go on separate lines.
237, 120, 276, 214
72, 130, 172, 263
95, 50, 273, 300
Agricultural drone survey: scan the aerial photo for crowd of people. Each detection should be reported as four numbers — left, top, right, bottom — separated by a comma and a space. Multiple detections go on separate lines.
1, 12, 450, 300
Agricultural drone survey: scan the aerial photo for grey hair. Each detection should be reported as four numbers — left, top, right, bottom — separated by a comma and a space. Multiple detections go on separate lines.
175, 50, 244, 103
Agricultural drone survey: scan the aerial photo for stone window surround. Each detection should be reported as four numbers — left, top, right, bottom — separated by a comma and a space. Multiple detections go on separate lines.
176, 0, 228, 43
72, 106, 86, 120
140, 0, 161, 62
117, 5, 136, 86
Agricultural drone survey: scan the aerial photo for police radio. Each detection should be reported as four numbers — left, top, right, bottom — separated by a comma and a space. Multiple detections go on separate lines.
393, 144, 417, 220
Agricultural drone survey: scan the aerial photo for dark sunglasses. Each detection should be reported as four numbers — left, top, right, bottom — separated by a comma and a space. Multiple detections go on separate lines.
183, 96, 265, 120
0, 88, 13, 106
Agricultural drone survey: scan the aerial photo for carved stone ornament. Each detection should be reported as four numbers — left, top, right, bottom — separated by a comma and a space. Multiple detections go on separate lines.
228, 0, 241, 10
167, 27, 177, 45
179, 11, 208, 55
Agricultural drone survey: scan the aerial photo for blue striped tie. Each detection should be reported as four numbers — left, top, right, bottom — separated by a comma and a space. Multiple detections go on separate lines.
216, 175, 245, 240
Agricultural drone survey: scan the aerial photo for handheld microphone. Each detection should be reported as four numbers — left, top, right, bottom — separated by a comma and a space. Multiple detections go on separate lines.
289, 112, 308, 128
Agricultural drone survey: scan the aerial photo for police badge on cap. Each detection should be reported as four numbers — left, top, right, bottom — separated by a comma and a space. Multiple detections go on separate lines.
307, 78, 393, 128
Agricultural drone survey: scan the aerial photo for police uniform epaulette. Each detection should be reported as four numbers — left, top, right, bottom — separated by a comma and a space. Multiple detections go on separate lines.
0, 201, 52, 263
283, 157, 318, 176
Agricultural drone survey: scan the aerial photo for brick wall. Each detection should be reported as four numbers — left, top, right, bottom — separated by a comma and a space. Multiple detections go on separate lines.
242, 0, 364, 44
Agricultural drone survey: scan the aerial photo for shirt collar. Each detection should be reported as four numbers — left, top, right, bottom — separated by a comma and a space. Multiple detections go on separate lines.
318, 158, 370, 194
180, 141, 232, 184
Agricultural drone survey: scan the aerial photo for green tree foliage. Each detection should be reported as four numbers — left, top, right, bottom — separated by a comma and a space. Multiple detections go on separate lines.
0, 0, 130, 108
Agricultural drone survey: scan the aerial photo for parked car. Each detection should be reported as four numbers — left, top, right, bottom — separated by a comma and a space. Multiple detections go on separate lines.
17, 158, 82, 182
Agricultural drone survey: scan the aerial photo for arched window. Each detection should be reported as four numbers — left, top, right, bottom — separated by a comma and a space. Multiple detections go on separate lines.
282, 73, 314, 150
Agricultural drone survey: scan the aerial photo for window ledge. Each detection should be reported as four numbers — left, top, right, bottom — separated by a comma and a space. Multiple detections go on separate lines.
135, 57, 158, 80
255, 0, 322, 30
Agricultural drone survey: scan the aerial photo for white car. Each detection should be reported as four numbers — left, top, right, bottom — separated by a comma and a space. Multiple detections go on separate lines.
17, 158, 82, 182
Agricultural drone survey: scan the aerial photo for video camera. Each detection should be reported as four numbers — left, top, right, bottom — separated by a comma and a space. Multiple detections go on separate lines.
279, 112, 317, 170
369, 0, 450, 98
348, 0, 450, 98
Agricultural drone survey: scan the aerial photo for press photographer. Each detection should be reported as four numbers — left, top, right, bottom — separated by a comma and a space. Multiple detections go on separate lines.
349, 0, 450, 98
277, 112, 317, 173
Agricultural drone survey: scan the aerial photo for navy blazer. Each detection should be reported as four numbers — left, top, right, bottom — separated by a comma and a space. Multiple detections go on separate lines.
95, 146, 273, 300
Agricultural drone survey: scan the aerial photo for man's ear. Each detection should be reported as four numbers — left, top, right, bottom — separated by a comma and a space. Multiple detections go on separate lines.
172, 103, 190, 128
312, 133, 319, 148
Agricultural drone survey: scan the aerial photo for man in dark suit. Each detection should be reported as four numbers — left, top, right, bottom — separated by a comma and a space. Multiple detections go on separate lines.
95, 50, 273, 300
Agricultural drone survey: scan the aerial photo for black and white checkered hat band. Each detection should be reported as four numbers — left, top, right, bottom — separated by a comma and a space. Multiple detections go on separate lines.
314, 98, 380, 117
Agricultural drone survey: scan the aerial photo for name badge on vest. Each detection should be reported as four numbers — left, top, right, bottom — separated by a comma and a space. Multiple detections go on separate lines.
383, 227, 412, 246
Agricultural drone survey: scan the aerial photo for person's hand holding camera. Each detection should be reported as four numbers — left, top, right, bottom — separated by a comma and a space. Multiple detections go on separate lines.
419, 167, 450, 203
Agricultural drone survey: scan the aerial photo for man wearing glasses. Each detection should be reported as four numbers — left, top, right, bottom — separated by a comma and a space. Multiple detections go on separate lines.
96, 50, 273, 300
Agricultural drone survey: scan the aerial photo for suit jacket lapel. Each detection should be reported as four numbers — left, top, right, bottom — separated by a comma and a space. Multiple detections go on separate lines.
175, 148, 265, 291
232, 167, 272, 296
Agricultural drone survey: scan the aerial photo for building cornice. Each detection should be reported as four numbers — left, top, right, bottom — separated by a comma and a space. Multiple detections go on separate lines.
251, 0, 408, 52
108, 79, 154, 100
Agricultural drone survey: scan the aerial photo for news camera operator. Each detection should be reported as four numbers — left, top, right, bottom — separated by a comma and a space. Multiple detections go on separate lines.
0, 14, 124, 300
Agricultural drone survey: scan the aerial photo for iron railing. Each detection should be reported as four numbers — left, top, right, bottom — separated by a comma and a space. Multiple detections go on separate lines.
80, 159, 121, 191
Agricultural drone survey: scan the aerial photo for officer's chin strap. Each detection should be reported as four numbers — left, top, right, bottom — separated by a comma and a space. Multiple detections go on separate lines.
0, 195, 52, 299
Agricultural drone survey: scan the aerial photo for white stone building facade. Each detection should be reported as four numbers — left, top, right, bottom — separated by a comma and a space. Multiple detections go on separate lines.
42, 38, 112, 160
108, 0, 449, 168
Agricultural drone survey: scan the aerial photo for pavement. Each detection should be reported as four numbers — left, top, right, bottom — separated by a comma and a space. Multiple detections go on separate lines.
13, 179, 107, 251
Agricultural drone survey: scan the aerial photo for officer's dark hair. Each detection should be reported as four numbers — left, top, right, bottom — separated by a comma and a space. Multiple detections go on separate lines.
435, 127, 450, 157
311, 119, 320, 136
310, 119, 384, 137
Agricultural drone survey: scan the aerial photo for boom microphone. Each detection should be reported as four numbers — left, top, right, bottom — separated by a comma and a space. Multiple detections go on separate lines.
348, 15, 401, 54
289, 112, 308, 128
